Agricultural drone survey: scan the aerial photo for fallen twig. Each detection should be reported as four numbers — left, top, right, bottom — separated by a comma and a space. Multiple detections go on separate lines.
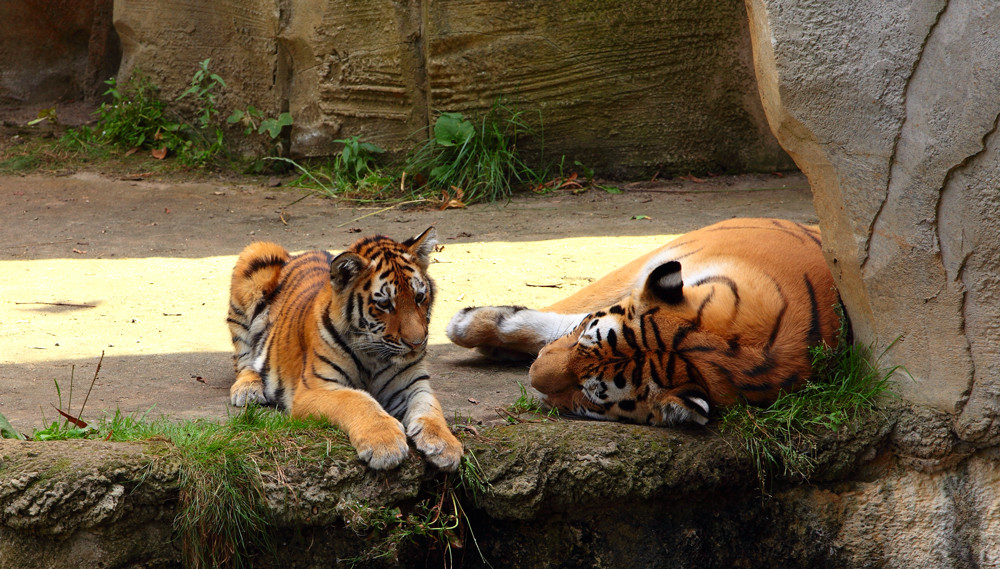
15, 301, 96, 308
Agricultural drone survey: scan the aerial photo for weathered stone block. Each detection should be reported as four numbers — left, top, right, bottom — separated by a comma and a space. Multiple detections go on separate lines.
0, 0, 118, 105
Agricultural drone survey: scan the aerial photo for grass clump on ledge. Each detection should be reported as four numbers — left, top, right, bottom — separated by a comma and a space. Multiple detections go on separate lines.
720, 334, 900, 488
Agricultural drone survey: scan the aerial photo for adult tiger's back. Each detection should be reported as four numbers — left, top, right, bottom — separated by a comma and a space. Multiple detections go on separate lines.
447, 218, 842, 426
227, 228, 462, 470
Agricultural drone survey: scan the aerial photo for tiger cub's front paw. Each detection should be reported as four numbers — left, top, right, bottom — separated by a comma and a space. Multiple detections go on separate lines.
230, 369, 268, 407
352, 415, 410, 470
408, 417, 463, 472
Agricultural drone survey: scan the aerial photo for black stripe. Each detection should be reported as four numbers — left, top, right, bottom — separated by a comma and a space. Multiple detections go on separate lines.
229, 301, 246, 318
226, 317, 249, 331
316, 352, 354, 385
322, 310, 368, 376
621, 325, 639, 350
241, 253, 286, 280
794, 222, 822, 247
745, 355, 777, 378
606, 328, 618, 352
385, 377, 429, 417
376, 356, 426, 398
691, 276, 740, 310
781, 372, 801, 390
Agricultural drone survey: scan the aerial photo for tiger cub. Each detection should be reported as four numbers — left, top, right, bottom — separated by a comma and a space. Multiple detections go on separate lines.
447, 218, 842, 427
227, 228, 462, 471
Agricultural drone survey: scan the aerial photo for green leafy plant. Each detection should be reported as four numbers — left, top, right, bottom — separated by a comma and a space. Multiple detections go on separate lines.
335, 135, 385, 179
177, 58, 227, 130
88, 73, 181, 151
227, 107, 293, 140
720, 332, 900, 488
404, 99, 545, 204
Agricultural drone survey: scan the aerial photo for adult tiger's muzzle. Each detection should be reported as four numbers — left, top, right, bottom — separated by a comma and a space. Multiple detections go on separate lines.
529, 333, 584, 411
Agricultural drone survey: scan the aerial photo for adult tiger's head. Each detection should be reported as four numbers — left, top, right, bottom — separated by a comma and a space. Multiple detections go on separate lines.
330, 227, 437, 359
528, 258, 833, 427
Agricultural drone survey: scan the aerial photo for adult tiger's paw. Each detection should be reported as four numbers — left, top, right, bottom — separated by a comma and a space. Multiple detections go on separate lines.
230, 369, 268, 407
408, 417, 463, 472
352, 415, 410, 470
446, 305, 523, 348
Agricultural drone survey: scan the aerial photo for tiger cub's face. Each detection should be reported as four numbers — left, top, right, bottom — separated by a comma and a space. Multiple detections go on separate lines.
529, 261, 713, 426
331, 228, 437, 360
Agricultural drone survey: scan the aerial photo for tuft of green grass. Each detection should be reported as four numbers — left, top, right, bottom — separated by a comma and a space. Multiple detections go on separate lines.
720, 336, 899, 488
102, 405, 346, 569
24, 403, 347, 569
403, 99, 546, 204
499, 383, 559, 424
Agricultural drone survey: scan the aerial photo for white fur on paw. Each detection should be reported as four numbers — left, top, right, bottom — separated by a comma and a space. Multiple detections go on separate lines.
445, 307, 484, 346
230, 382, 267, 407
408, 421, 463, 472
355, 418, 410, 470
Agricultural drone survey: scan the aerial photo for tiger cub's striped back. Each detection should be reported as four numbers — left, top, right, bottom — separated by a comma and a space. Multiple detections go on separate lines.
227, 228, 462, 471
447, 218, 843, 427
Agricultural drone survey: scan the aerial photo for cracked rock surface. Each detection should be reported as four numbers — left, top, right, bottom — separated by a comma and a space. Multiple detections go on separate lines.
746, 0, 1000, 445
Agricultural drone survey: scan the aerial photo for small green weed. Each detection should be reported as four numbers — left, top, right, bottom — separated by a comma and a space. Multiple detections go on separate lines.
499, 383, 559, 424
720, 335, 899, 488
403, 99, 546, 204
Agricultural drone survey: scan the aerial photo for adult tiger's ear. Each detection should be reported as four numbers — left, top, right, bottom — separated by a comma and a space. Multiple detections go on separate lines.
645, 261, 684, 304
403, 226, 437, 269
330, 252, 367, 291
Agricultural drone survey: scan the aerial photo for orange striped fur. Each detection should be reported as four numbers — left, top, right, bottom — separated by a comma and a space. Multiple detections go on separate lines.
447, 218, 842, 426
228, 228, 462, 470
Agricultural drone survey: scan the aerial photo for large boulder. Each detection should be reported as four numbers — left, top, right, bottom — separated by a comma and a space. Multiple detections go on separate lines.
112, 0, 793, 177
745, 0, 1000, 445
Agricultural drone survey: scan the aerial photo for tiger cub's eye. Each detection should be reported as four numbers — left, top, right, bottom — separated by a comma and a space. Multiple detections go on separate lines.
375, 298, 393, 311
414, 291, 426, 305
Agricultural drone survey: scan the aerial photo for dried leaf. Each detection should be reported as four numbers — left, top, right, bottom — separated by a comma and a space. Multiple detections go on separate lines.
151, 147, 168, 160
54, 407, 88, 428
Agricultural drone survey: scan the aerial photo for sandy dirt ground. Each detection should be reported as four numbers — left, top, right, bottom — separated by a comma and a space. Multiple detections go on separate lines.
0, 170, 817, 432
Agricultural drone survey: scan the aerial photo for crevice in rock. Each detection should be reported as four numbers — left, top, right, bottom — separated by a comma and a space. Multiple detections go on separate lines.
936, 109, 1000, 419
860, 0, 949, 273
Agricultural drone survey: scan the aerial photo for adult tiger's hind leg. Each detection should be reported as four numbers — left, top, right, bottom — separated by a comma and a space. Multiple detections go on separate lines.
227, 242, 289, 406
446, 305, 586, 359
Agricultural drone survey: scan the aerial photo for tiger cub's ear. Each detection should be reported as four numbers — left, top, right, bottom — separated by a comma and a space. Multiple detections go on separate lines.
403, 226, 437, 269
331, 252, 368, 291
645, 261, 684, 304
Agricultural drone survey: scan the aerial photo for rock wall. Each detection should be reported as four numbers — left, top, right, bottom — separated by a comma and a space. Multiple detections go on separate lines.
1, 414, 997, 569
0, 0, 119, 105
111, 0, 794, 177
744, 0, 1000, 445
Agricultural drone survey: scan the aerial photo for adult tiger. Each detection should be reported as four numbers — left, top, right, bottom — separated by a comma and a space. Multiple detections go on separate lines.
447, 218, 842, 427
227, 228, 462, 471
